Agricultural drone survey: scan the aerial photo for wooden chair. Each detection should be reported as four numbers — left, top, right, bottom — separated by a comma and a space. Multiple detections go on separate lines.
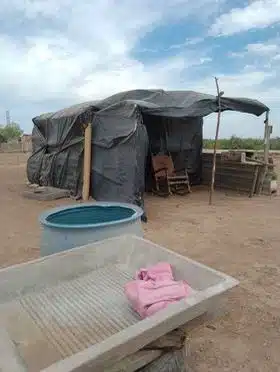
151, 153, 191, 196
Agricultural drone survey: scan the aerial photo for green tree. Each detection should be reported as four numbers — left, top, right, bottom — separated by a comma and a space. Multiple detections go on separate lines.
203, 137, 280, 151
228, 135, 243, 149
0, 131, 5, 144
0, 122, 23, 142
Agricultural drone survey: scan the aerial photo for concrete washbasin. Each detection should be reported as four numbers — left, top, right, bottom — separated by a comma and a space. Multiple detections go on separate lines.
0, 235, 238, 371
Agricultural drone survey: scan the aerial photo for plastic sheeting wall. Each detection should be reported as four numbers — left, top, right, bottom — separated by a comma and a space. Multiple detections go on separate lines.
27, 125, 84, 195
144, 115, 203, 186
27, 109, 203, 207
91, 123, 148, 205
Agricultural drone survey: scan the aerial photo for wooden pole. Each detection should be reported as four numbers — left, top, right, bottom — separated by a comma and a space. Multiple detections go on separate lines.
258, 110, 270, 194
82, 123, 92, 201
209, 77, 223, 205
263, 110, 270, 165
249, 165, 259, 198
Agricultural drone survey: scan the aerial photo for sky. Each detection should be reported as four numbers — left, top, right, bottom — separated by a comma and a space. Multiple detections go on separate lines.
0, 0, 279, 138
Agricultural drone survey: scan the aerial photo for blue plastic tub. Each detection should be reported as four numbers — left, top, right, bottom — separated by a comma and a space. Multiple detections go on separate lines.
39, 202, 143, 256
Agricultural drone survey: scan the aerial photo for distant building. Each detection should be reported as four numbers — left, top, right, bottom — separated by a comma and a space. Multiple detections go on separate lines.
20, 133, 32, 152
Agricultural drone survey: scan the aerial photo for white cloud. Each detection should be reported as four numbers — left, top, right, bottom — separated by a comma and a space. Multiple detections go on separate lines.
0, 0, 279, 137
228, 38, 280, 71
210, 0, 280, 36
199, 57, 212, 64
189, 62, 275, 93
0, 0, 218, 106
247, 42, 279, 55
190, 65, 280, 138
228, 51, 244, 58
0, 35, 88, 101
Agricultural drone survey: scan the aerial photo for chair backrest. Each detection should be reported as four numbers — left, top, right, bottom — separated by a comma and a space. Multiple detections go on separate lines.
151, 154, 175, 178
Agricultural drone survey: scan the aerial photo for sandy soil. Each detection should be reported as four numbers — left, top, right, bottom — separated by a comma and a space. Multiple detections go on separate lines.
0, 152, 280, 371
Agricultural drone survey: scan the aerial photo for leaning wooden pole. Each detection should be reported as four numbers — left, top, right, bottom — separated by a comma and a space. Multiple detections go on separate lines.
263, 110, 270, 165
258, 110, 270, 194
82, 122, 92, 201
209, 77, 223, 205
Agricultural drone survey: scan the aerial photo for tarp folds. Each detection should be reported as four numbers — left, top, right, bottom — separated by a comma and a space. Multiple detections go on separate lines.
94, 89, 269, 118
27, 89, 269, 207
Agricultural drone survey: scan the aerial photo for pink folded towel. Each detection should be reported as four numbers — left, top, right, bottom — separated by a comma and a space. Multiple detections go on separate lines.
136, 262, 174, 281
124, 262, 193, 318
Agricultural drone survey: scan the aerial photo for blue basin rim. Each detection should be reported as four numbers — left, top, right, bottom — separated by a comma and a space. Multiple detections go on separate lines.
39, 202, 143, 229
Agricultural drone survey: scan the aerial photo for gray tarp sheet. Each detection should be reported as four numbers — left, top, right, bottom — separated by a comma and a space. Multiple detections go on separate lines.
27, 89, 269, 210
94, 89, 268, 117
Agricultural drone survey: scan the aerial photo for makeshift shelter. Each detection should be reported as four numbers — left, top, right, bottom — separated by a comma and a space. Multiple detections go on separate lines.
27, 89, 269, 209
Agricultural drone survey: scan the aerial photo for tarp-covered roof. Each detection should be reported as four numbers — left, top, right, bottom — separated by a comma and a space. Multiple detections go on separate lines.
32, 101, 99, 126
28, 89, 269, 210
94, 89, 269, 117
33, 89, 269, 125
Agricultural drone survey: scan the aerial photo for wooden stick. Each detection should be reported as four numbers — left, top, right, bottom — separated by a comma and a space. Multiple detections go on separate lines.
258, 111, 270, 194
263, 110, 270, 165
82, 123, 92, 201
209, 77, 222, 205
249, 165, 259, 198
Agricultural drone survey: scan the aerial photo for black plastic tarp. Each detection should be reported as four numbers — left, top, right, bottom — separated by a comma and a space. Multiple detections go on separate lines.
93, 89, 269, 117
27, 89, 269, 209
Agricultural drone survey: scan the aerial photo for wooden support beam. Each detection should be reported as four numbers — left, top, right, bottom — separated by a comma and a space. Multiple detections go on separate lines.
258, 111, 271, 194
209, 77, 223, 205
82, 123, 92, 201
264, 110, 270, 165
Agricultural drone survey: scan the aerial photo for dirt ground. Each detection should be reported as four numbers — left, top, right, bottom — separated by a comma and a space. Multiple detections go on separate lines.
1, 152, 280, 371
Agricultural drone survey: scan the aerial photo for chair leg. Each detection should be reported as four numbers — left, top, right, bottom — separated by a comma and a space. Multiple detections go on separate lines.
153, 177, 170, 197
167, 181, 172, 195
156, 180, 160, 192
165, 170, 171, 195
186, 171, 191, 193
